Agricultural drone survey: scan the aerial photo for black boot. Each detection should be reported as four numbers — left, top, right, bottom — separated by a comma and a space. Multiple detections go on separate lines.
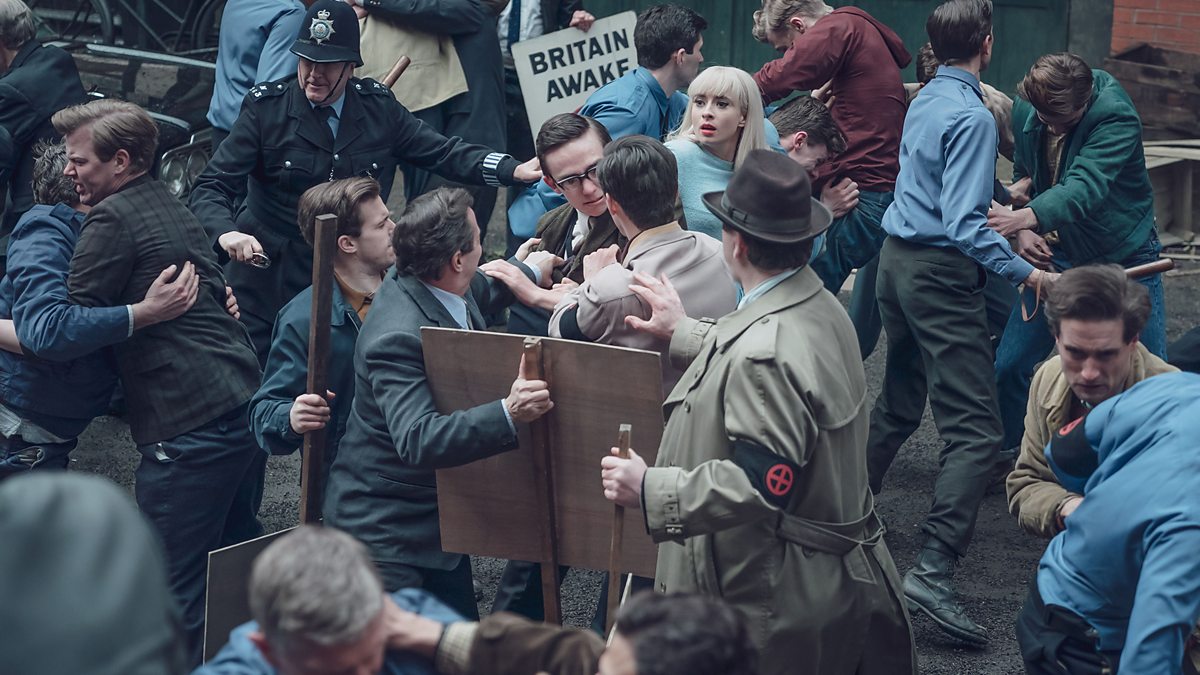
904, 542, 988, 647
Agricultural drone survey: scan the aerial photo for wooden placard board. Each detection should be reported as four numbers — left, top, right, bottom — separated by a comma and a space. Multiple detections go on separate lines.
202, 528, 293, 662
422, 327, 663, 578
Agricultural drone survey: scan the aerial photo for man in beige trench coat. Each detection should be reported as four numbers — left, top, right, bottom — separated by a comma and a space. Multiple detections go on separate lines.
602, 149, 916, 675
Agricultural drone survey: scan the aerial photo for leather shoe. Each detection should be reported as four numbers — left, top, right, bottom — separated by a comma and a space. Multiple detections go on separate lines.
903, 545, 989, 647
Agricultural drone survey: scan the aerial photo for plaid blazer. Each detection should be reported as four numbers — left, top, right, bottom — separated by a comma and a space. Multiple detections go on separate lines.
68, 175, 260, 444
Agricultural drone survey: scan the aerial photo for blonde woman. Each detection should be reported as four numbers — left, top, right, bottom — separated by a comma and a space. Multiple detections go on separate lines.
666, 66, 768, 240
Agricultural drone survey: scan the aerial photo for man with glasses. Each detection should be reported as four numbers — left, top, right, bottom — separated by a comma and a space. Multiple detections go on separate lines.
987, 52, 1166, 457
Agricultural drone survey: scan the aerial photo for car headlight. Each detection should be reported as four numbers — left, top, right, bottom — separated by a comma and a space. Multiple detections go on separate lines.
161, 153, 187, 198
159, 143, 211, 199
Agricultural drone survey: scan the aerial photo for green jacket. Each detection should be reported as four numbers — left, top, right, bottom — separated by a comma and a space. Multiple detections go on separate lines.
1012, 69, 1154, 264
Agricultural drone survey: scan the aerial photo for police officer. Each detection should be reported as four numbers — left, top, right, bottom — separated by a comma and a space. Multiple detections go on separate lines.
190, 0, 541, 364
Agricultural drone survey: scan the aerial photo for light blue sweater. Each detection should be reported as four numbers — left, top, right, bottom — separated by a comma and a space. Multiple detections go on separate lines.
666, 138, 733, 241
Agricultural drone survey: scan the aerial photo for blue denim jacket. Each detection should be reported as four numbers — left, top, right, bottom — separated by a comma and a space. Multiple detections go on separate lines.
0, 204, 126, 437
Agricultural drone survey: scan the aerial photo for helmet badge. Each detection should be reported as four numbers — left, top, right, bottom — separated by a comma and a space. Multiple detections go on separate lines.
309, 9, 336, 45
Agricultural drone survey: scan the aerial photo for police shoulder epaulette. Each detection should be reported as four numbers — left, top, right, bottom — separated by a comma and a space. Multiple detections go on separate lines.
247, 81, 289, 102
353, 78, 395, 98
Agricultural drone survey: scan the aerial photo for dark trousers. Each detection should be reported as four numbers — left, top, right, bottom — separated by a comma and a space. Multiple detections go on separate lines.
493, 560, 652, 634
133, 402, 263, 668
1016, 579, 1118, 674
866, 237, 1004, 556
377, 555, 479, 621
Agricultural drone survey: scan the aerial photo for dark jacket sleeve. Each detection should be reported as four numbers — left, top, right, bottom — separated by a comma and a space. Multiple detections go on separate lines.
10, 214, 129, 362
552, 0, 584, 29
388, 99, 521, 186
362, 327, 517, 469
360, 0, 487, 34
189, 97, 263, 255
464, 613, 603, 675
248, 309, 309, 455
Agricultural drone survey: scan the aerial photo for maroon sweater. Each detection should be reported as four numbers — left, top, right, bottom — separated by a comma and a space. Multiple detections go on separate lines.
754, 7, 910, 193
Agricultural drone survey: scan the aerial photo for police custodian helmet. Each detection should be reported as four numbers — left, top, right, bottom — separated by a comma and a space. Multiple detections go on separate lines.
290, 0, 364, 66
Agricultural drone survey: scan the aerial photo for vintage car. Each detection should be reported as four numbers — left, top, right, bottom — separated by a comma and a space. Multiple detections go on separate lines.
59, 40, 216, 200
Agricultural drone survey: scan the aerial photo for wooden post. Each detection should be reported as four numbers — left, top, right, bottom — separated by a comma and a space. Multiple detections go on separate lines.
1126, 258, 1175, 279
522, 337, 562, 624
299, 213, 338, 524
606, 424, 632, 634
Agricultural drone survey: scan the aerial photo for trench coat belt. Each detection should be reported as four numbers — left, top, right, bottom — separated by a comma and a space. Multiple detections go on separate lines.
774, 508, 885, 585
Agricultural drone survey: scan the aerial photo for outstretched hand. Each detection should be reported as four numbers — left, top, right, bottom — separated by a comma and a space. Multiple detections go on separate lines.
625, 272, 685, 340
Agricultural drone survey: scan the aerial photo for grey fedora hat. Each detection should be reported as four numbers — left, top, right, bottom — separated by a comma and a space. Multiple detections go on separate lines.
701, 148, 833, 243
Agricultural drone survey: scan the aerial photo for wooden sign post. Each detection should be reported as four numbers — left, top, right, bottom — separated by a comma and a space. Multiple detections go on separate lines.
422, 328, 664, 623
606, 424, 632, 634
299, 213, 338, 524
522, 337, 562, 624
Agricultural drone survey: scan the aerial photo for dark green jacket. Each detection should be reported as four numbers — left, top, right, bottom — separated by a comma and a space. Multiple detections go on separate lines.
1012, 69, 1154, 264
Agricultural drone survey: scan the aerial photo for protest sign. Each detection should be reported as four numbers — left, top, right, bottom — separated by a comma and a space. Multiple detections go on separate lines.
512, 11, 637, 142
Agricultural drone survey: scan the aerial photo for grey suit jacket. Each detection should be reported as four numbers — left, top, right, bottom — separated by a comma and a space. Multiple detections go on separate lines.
67, 175, 260, 444
323, 270, 521, 570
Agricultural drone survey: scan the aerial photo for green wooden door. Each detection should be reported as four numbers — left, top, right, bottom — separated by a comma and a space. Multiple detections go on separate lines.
579, 1, 1097, 97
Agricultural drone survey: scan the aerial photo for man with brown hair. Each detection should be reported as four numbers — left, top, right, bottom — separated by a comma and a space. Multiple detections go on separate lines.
54, 98, 263, 667
249, 177, 395, 489
1007, 264, 1175, 538
990, 52, 1165, 457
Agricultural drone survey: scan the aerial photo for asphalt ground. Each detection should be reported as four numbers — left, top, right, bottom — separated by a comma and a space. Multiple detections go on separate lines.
69, 257, 1200, 673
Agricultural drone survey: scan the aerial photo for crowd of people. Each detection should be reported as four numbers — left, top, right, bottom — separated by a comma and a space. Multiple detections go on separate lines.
2, 0, 1200, 673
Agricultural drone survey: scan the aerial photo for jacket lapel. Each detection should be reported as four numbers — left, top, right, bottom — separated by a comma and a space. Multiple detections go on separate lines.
333, 85, 364, 154
288, 84, 332, 151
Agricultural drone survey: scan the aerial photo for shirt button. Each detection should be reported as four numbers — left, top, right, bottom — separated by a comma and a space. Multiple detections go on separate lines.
355, 83, 362, 90
284, 160, 292, 168
683, 402, 691, 413
333, 154, 340, 161
371, 162, 378, 170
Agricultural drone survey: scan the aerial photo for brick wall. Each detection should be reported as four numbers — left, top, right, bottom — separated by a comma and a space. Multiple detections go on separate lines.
1112, 0, 1200, 55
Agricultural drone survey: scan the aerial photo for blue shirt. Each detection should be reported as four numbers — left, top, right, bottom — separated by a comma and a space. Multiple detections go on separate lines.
194, 589, 461, 675
1038, 373, 1200, 673
207, 0, 305, 131
309, 91, 346, 140
507, 67, 689, 238
881, 66, 1033, 285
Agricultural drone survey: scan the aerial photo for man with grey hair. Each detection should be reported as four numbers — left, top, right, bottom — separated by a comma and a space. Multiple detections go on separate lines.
0, 0, 85, 269
0, 142, 196, 477
197, 525, 463, 675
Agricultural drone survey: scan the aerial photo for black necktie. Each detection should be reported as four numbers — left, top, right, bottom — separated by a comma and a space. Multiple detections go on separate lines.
315, 106, 336, 146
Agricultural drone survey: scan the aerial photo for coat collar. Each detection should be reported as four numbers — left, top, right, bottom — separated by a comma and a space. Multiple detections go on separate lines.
8, 40, 40, 72
329, 281, 359, 328
287, 79, 365, 151
621, 221, 686, 264
393, 271, 482, 329
714, 265, 823, 348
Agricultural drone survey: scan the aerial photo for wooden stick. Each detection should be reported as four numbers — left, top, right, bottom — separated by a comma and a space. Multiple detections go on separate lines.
299, 213, 338, 524
606, 572, 635, 646
522, 337, 562, 624
605, 424, 632, 635
381, 55, 412, 88
1126, 258, 1175, 279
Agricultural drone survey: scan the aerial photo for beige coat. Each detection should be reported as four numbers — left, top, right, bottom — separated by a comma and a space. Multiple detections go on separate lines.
357, 16, 467, 113
1006, 344, 1177, 537
642, 267, 915, 675
548, 222, 737, 393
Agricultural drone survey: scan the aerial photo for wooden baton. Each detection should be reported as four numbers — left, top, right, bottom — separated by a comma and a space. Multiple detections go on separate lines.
381, 55, 412, 89
299, 214, 338, 524
1126, 258, 1174, 280
606, 424, 633, 635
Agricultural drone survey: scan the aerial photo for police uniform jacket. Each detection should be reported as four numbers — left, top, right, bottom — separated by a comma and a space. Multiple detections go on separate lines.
641, 266, 916, 675
189, 76, 521, 354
